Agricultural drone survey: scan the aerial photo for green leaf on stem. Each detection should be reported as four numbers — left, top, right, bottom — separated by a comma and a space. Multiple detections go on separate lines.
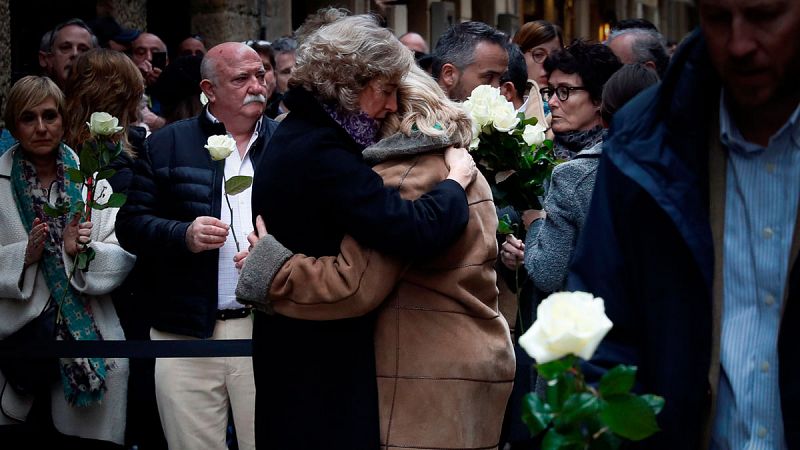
72, 201, 86, 216
75, 247, 96, 271
640, 394, 665, 415
521, 392, 553, 436
66, 168, 85, 184
537, 355, 576, 380
599, 365, 637, 397
554, 392, 601, 429
599, 393, 660, 440
42, 201, 70, 218
225, 175, 253, 196
95, 169, 116, 181
79, 144, 99, 176
541, 428, 582, 450
497, 214, 515, 235
93, 192, 127, 210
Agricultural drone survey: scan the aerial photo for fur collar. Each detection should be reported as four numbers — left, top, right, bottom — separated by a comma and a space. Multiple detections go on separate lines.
362, 131, 451, 165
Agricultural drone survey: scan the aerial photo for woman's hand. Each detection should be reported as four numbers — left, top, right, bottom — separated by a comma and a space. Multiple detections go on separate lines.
64, 214, 93, 257
24, 217, 48, 267
444, 146, 478, 189
234, 215, 269, 270
499, 234, 525, 270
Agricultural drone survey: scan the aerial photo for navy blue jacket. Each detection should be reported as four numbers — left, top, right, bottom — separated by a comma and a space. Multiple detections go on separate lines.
568, 29, 800, 449
116, 110, 278, 338
249, 87, 470, 450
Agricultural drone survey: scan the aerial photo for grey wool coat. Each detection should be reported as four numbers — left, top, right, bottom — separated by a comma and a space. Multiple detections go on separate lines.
524, 142, 602, 293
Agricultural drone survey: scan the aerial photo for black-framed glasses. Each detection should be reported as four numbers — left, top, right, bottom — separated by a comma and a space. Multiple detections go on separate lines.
529, 48, 549, 64
540, 85, 589, 102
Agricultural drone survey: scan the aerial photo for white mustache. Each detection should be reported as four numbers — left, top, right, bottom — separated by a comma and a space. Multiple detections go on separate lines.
243, 94, 267, 105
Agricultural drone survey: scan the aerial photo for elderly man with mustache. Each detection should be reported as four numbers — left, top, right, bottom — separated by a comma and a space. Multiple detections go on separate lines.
116, 42, 278, 450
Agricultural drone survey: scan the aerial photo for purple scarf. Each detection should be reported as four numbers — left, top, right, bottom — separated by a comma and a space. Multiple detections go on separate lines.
322, 103, 381, 149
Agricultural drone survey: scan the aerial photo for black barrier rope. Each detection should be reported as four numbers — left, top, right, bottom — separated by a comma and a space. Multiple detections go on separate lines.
0, 339, 253, 358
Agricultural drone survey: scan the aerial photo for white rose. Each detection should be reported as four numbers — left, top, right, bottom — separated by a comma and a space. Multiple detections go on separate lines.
200, 92, 209, 106
522, 122, 547, 147
519, 291, 613, 364
86, 112, 123, 136
469, 137, 480, 150
490, 98, 520, 133
205, 135, 237, 161
464, 85, 503, 127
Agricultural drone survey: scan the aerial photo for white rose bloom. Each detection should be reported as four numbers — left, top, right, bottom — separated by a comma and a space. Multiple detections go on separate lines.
464, 85, 503, 127
522, 122, 547, 146
86, 112, 123, 136
519, 291, 613, 364
205, 135, 237, 161
490, 98, 520, 133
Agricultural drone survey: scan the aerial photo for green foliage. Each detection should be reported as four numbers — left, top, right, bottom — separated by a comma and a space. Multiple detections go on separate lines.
225, 175, 253, 196
43, 127, 127, 273
471, 113, 558, 212
524, 356, 664, 449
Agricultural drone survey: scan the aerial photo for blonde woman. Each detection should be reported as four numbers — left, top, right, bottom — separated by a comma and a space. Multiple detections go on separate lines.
238, 64, 515, 450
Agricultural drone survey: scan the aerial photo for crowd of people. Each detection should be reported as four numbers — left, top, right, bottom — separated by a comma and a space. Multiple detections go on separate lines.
0, 0, 798, 449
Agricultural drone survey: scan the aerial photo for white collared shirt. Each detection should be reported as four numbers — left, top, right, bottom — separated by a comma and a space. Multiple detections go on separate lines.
207, 109, 261, 311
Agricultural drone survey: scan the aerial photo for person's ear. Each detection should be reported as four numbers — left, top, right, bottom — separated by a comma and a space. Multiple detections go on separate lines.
643, 60, 657, 72
38, 51, 50, 70
439, 63, 459, 93
499, 81, 516, 102
200, 79, 215, 103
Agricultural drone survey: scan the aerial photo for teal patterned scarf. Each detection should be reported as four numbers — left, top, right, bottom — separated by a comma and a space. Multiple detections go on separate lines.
10, 144, 110, 407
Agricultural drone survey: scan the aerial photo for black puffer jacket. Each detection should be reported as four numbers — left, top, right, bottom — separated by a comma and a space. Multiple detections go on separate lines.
116, 109, 278, 338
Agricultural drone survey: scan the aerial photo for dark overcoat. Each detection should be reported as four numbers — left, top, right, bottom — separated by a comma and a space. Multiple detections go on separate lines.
568, 29, 800, 449
249, 87, 470, 449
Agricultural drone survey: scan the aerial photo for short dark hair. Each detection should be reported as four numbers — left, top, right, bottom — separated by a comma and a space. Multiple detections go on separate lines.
607, 28, 670, 78
601, 63, 659, 124
543, 40, 622, 104
271, 36, 298, 55
248, 40, 275, 69
500, 43, 527, 101
47, 18, 99, 52
431, 21, 507, 80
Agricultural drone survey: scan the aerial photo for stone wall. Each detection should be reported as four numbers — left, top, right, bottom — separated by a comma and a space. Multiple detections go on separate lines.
112, 0, 147, 30
191, 0, 259, 47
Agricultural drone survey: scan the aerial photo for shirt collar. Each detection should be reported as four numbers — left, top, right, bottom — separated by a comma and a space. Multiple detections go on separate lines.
205, 108, 262, 141
720, 88, 800, 154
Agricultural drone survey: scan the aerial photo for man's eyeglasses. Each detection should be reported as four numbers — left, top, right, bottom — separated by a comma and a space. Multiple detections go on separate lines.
529, 48, 550, 64
540, 85, 589, 102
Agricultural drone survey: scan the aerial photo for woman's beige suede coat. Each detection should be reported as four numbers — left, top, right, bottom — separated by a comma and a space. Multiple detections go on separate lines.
237, 133, 516, 450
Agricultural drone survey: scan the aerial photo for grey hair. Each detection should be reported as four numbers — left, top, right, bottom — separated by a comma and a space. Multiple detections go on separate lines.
607, 28, 669, 77
39, 30, 54, 52
272, 36, 298, 55
48, 18, 100, 52
291, 10, 414, 112
200, 55, 217, 85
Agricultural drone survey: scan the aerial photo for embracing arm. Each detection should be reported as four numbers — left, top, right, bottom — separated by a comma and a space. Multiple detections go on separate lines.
314, 146, 472, 260
236, 218, 405, 320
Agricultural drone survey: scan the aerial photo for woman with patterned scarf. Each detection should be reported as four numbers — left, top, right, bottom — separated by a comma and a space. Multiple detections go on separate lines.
498, 41, 622, 295
0, 76, 134, 447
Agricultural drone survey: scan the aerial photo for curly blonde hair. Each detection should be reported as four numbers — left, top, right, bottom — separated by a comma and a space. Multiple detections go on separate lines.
381, 64, 473, 147
290, 9, 414, 112
63, 49, 144, 156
